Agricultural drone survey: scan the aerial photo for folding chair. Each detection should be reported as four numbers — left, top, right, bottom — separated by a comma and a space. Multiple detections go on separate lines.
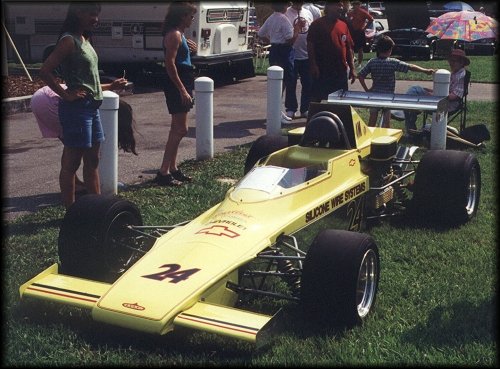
254, 43, 271, 69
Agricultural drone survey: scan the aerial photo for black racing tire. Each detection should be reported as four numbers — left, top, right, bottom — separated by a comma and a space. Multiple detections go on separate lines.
58, 194, 148, 282
244, 135, 288, 174
301, 230, 380, 328
411, 150, 481, 225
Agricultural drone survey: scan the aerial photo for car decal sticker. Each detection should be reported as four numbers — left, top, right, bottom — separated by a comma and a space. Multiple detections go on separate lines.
195, 225, 240, 238
27, 283, 100, 303
142, 263, 201, 283
176, 312, 259, 336
305, 181, 367, 223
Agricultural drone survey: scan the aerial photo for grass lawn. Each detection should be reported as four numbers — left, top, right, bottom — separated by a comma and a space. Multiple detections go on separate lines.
3, 100, 497, 366
254, 53, 498, 84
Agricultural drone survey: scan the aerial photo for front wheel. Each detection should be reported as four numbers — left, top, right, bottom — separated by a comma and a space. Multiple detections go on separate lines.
58, 194, 152, 282
301, 230, 380, 328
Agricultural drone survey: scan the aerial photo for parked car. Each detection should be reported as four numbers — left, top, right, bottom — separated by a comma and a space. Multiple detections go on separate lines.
378, 2, 436, 60
368, 1, 385, 15
456, 38, 497, 56
361, 4, 383, 18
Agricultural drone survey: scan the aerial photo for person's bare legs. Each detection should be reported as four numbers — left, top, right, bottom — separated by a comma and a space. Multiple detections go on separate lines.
60, 137, 85, 192
368, 110, 378, 127
357, 49, 363, 65
60, 146, 84, 209
82, 143, 101, 194
381, 109, 391, 128
159, 112, 188, 175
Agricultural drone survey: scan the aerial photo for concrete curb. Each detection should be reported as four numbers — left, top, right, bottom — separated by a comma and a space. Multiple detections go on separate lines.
2, 95, 32, 115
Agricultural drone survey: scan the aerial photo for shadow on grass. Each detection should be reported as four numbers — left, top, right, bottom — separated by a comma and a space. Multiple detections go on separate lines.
4, 217, 62, 237
12, 299, 261, 361
11, 298, 352, 362
377, 212, 468, 233
185, 119, 266, 140
3, 192, 62, 222
402, 298, 495, 348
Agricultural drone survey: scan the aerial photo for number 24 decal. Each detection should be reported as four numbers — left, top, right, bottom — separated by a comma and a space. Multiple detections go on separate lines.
142, 264, 200, 283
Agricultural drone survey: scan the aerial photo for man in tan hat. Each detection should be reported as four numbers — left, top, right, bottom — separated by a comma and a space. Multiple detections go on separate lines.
402, 48, 470, 135
447, 49, 470, 111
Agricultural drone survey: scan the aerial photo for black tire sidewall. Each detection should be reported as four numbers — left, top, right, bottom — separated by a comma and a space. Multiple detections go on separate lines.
58, 194, 142, 280
412, 150, 481, 224
301, 229, 379, 327
244, 135, 288, 174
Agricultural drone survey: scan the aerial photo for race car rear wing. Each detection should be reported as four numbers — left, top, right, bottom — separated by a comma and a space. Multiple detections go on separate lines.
327, 90, 448, 113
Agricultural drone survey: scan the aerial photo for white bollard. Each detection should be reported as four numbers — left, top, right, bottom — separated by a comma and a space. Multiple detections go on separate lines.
430, 69, 450, 150
98, 90, 119, 195
267, 66, 283, 136
195, 77, 214, 160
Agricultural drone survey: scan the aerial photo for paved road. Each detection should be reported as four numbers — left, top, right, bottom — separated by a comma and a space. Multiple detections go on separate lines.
2, 75, 497, 221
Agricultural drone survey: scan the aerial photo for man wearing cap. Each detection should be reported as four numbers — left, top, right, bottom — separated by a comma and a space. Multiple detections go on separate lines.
403, 48, 470, 135
347, 1, 373, 66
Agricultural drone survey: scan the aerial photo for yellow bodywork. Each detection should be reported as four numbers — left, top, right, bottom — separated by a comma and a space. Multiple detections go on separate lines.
19, 104, 402, 344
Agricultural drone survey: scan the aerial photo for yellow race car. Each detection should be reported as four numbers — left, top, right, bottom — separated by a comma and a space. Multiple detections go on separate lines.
19, 100, 481, 347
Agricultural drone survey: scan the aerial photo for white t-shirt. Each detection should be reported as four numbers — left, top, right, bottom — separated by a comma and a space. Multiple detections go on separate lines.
285, 6, 314, 60
303, 3, 322, 20
258, 12, 294, 44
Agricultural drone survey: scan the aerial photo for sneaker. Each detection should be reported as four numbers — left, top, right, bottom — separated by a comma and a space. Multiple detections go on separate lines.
281, 117, 293, 125
300, 111, 308, 118
391, 110, 405, 121
154, 171, 182, 186
285, 110, 295, 119
281, 111, 292, 121
171, 169, 192, 182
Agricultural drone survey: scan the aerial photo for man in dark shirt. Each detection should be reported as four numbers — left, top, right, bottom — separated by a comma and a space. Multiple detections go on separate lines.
307, 1, 356, 102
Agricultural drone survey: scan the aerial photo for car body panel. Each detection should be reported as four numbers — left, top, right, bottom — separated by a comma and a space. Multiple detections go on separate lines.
19, 263, 110, 309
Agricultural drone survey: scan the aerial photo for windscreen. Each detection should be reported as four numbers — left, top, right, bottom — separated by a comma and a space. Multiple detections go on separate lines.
236, 165, 326, 194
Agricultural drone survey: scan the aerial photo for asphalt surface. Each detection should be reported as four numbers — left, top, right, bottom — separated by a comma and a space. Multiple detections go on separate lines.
2, 75, 497, 221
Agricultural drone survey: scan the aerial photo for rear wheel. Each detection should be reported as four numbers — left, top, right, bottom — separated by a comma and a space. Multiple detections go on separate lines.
58, 194, 152, 282
301, 230, 380, 328
411, 150, 481, 225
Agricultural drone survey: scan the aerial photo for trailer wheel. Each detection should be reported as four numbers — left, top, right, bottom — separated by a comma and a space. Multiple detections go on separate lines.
244, 135, 288, 174
301, 230, 380, 328
58, 194, 151, 282
411, 150, 481, 225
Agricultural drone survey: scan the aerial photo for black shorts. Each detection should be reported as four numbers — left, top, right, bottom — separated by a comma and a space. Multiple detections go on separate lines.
163, 65, 194, 114
352, 29, 366, 52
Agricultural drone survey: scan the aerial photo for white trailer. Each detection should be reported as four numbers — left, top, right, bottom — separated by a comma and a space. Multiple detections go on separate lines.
4, 1, 255, 81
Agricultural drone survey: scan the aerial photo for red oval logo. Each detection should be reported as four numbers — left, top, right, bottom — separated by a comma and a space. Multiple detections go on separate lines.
122, 302, 145, 311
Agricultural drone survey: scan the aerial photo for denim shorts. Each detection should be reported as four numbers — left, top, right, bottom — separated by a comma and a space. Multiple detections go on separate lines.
58, 97, 104, 148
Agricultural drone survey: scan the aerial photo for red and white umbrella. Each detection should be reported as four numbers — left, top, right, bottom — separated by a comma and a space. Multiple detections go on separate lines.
426, 11, 497, 41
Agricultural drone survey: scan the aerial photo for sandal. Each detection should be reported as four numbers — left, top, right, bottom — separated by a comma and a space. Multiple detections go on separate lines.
171, 170, 192, 182
154, 171, 182, 187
